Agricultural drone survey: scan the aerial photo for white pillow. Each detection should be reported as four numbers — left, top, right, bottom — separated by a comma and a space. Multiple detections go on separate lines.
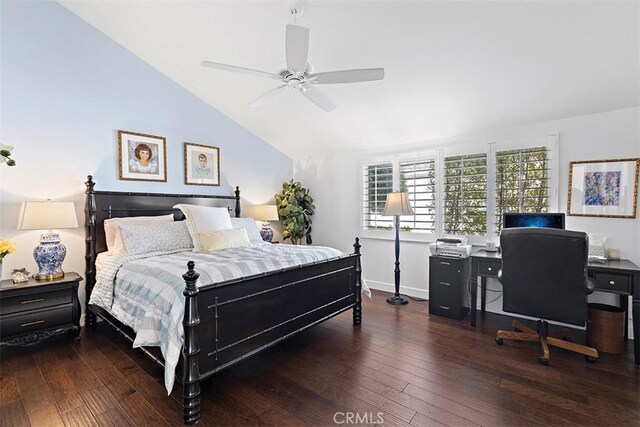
104, 214, 174, 254
174, 204, 233, 251
199, 229, 251, 252
119, 221, 193, 255
230, 217, 264, 245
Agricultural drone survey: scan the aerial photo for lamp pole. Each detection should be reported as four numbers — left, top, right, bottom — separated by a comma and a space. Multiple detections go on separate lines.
387, 214, 408, 305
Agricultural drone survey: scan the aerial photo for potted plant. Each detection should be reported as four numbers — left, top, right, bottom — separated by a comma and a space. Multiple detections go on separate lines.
0, 238, 16, 279
274, 180, 315, 245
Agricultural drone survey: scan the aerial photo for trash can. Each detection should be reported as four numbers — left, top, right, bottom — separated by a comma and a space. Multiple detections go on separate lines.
587, 303, 625, 354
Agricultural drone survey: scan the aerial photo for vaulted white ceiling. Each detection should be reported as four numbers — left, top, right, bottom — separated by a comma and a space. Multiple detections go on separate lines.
59, 1, 639, 158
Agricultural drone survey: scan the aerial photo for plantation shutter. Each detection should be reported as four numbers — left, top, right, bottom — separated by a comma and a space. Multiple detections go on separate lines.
443, 153, 487, 235
362, 163, 393, 230
495, 146, 550, 233
399, 159, 436, 233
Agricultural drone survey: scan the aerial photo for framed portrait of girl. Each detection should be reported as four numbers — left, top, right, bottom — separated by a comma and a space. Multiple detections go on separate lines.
118, 130, 167, 182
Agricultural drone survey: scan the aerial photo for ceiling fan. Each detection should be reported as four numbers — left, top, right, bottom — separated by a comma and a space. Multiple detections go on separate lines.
201, 10, 384, 112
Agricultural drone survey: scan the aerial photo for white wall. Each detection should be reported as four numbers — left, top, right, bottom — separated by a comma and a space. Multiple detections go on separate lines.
295, 107, 640, 332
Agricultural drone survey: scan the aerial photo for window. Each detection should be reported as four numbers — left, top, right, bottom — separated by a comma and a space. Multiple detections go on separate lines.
495, 146, 549, 233
399, 159, 436, 233
362, 163, 393, 230
443, 153, 487, 235
360, 135, 556, 240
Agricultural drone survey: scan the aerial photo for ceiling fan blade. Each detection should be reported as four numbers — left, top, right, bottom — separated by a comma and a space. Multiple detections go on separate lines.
308, 68, 385, 84
201, 61, 282, 80
299, 85, 337, 112
248, 85, 287, 108
286, 24, 310, 74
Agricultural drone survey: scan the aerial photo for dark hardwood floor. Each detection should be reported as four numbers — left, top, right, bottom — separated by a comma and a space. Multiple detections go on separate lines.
1, 289, 638, 426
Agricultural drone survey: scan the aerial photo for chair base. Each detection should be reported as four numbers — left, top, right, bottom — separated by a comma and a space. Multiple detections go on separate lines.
496, 320, 598, 365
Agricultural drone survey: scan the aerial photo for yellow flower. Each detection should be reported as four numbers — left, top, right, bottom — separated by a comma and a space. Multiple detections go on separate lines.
0, 238, 16, 260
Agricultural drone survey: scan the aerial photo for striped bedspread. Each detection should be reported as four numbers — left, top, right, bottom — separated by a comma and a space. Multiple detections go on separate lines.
90, 243, 368, 393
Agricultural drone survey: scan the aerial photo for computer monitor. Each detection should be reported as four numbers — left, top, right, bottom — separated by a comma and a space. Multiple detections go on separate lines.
503, 213, 565, 230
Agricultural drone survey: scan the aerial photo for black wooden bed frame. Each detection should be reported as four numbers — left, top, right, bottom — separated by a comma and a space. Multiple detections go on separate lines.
83, 176, 362, 425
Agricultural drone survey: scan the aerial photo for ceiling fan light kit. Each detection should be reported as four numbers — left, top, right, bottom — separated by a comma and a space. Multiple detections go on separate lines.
201, 8, 385, 112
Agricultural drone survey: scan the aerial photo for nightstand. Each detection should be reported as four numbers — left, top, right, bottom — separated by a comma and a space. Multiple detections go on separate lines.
0, 272, 82, 347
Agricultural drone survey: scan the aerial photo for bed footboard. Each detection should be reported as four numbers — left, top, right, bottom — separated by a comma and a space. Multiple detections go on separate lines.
180, 238, 362, 425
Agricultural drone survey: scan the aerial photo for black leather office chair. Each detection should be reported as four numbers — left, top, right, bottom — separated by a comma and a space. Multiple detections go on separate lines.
495, 228, 599, 365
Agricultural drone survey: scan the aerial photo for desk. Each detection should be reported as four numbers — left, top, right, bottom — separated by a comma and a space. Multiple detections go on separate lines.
469, 250, 640, 365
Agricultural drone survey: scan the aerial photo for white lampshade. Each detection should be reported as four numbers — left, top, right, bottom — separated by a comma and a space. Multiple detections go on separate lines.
253, 205, 279, 221
382, 192, 414, 216
17, 201, 79, 230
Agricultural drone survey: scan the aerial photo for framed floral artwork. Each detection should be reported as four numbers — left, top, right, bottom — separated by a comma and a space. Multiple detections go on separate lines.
567, 158, 639, 218
184, 142, 220, 186
118, 130, 167, 182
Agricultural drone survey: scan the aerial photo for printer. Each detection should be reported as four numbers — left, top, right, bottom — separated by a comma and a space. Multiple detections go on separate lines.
428, 237, 472, 258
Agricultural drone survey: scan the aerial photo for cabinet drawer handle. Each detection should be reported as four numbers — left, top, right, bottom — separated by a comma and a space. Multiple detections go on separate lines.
21, 320, 45, 327
21, 298, 45, 305
439, 282, 450, 286
487, 267, 492, 271
440, 262, 450, 266
439, 306, 450, 310
609, 280, 615, 285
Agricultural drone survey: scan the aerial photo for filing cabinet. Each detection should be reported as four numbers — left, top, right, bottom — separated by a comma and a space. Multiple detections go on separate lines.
429, 256, 470, 319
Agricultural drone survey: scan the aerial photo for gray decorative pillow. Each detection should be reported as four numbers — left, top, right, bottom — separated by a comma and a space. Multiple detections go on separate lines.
230, 217, 264, 245
119, 221, 193, 255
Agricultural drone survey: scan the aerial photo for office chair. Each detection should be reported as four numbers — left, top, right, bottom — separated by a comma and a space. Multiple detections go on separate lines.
495, 228, 599, 365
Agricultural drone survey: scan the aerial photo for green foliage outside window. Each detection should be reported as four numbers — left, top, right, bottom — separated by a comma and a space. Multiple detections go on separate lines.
444, 153, 487, 235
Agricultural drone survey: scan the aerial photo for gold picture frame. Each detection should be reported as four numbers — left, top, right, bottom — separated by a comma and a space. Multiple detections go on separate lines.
183, 142, 220, 186
118, 130, 167, 182
567, 158, 639, 218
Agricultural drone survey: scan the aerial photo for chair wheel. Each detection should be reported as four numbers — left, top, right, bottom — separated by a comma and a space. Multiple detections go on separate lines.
538, 357, 549, 365
585, 355, 597, 363
495, 337, 503, 345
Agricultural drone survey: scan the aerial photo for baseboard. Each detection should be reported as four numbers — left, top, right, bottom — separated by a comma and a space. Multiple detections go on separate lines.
365, 280, 429, 300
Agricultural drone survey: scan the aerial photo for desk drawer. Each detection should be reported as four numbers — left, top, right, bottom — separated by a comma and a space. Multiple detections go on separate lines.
429, 297, 464, 319
477, 260, 500, 277
1, 289, 72, 315
593, 272, 630, 294
0, 305, 72, 338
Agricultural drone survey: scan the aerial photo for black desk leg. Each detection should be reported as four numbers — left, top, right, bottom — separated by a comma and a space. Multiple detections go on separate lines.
470, 275, 478, 327
633, 272, 639, 365
619, 295, 628, 340
481, 277, 487, 313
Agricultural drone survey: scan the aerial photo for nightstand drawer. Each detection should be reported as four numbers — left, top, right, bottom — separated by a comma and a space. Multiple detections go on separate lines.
593, 272, 631, 294
1, 288, 72, 315
0, 305, 73, 338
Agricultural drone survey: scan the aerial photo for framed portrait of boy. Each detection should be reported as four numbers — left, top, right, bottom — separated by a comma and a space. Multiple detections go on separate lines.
184, 142, 220, 186
118, 130, 167, 182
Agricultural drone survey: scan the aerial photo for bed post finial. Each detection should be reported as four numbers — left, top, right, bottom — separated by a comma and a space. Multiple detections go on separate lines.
234, 186, 241, 218
353, 237, 362, 325
182, 261, 201, 425
85, 175, 97, 327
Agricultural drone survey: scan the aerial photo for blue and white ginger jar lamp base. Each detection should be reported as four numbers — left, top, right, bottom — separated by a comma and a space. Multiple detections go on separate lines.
34, 232, 66, 280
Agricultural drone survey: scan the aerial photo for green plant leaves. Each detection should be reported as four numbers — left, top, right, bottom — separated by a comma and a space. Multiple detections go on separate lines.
274, 180, 314, 244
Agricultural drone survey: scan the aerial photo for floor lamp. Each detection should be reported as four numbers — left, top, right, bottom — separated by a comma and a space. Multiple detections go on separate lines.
382, 192, 414, 305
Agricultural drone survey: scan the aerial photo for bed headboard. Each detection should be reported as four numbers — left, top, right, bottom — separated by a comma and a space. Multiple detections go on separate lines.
83, 175, 240, 325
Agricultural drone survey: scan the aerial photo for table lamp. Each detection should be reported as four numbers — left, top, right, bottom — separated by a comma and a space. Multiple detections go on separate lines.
17, 200, 78, 280
253, 205, 279, 242
382, 192, 414, 305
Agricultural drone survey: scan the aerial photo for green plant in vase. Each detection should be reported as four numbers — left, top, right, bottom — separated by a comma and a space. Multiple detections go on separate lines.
274, 180, 315, 245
